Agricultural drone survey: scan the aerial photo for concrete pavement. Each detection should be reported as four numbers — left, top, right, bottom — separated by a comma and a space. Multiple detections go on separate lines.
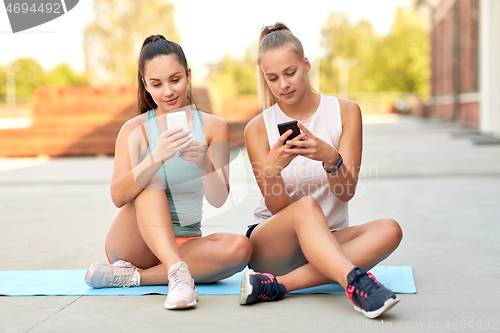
1, 114, 499, 332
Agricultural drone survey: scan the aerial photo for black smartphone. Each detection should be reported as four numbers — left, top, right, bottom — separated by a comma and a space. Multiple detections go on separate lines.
277, 120, 301, 145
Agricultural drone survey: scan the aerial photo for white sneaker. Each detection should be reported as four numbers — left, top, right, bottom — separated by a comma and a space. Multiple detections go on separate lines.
85, 260, 141, 288
164, 261, 198, 310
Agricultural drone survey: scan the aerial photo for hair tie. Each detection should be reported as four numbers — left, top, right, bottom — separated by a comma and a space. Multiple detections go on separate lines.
150, 35, 165, 43
269, 27, 279, 33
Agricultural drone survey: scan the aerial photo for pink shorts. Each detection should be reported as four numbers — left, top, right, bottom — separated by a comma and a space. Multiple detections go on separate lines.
105, 236, 201, 265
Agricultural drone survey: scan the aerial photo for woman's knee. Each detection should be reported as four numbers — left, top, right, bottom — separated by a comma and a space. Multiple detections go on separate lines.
295, 196, 322, 215
223, 234, 253, 264
134, 176, 168, 207
144, 175, 165, 190
379, 218, 403, 248
292, 196, 328, 228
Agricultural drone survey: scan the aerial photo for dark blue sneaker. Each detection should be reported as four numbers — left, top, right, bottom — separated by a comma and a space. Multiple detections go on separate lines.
346, 266, 400, 318
240, 270, 287, 304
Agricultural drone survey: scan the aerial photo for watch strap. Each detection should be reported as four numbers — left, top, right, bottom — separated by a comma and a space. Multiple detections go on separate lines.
323, 153, 343, 173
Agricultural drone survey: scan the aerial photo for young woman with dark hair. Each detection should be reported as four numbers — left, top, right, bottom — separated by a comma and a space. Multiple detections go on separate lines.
85, 35, 252, 310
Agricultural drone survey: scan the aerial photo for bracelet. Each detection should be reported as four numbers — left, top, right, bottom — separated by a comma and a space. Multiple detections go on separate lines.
323, 153, 343, 173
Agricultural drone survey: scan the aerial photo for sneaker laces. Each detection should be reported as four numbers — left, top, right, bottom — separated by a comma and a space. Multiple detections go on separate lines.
254, 272, 281, 301
169, 264, 191, 290
110, 266, 138, 288
350, 271, 381, 297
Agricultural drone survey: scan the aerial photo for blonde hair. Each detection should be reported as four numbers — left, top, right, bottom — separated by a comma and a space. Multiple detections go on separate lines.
257, 23, 307, 110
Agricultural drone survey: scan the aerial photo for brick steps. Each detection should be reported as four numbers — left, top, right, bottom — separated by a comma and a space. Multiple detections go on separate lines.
1, 86, 140, 157
1, 130, 120, 157
0, 122, 126, 135
0, 85, 227, 157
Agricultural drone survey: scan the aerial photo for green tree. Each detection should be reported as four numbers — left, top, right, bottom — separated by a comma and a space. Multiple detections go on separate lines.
370, 8, 430, 97
211, 56, 238, 97
320, 9, 430, 98
210, 45, 258, 98
0, 65, 6, 103
11, 58, 46, 103
0, 60, 88, 103
320, 12, 378, 94
46, 64, 89, 86
83, 0, 179, 86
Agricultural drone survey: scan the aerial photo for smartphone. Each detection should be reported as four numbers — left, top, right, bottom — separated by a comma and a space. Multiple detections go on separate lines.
166, 111, 189, 131
277, 120, 301, 145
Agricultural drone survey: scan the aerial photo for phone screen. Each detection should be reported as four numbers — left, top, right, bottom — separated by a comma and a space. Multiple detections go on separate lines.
166, 111, 189, 131
277, 120, 301, 145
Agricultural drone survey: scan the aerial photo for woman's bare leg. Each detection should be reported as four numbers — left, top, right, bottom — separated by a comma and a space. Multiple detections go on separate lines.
133, 233, 252, 285
249, 196, 402, 291
105, 178, 252, 285
106, 177, 181, 273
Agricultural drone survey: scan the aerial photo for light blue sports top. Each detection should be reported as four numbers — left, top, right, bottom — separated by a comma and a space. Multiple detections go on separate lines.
142, 108, 205, 237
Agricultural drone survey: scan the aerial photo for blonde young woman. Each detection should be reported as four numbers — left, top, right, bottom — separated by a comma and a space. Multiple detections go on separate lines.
84, 35, 252, 310
239, 23, 402, 319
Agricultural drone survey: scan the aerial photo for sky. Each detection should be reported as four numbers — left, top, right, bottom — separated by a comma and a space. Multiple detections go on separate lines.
0, 0, 413, 72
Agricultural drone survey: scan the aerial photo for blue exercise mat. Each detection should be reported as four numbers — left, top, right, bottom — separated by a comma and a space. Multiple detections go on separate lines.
0, 266, 416, 296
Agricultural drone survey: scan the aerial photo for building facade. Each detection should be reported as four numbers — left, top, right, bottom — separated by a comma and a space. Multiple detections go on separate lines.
419, 0, 500, 137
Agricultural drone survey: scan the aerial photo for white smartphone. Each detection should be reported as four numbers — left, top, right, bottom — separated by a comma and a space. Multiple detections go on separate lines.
166, 111, 189, 131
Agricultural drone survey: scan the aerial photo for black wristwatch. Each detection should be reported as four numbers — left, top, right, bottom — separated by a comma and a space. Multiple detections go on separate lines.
322, 153, 343, 173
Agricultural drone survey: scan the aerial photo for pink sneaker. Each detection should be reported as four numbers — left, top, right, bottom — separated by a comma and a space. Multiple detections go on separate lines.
164, 261, 198, 310
85, 260, 140, 288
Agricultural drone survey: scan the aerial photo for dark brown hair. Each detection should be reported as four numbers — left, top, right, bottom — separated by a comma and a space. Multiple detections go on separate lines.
137, 35, 194, 114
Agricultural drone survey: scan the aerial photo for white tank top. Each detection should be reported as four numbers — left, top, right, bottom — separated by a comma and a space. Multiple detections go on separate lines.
252, 94, 349, 231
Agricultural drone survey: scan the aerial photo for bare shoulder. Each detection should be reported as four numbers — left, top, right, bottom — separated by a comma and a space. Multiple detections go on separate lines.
244, 113, 266, 137
199, 111, 229, 143
244, 113, 270, 155
114, 113, 148, 161
337, 98, 362, 127
200, 111, 228, 130
119, 113, 148, 135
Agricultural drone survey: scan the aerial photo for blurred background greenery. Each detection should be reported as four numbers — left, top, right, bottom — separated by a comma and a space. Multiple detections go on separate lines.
0, 0, 429, 105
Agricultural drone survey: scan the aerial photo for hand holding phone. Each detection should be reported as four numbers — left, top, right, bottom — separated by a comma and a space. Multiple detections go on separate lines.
166, 111, 189, 131
153, 111, 192, 162
277, 120, 301, 145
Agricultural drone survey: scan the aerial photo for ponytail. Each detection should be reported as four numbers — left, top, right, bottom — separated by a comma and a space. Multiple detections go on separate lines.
257, 23, 306, 110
